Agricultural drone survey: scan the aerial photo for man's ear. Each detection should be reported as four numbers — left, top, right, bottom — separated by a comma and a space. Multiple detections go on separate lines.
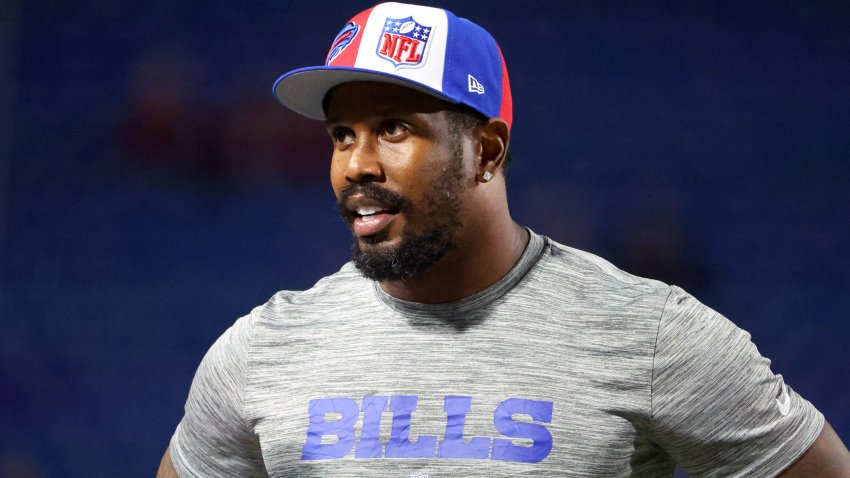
477, 118, 510, 179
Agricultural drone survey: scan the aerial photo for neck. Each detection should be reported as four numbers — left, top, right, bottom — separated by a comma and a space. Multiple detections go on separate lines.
378, 214, 529, 304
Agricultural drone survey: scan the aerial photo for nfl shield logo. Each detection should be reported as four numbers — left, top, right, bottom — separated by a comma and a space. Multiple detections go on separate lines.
376, 16, 432, 68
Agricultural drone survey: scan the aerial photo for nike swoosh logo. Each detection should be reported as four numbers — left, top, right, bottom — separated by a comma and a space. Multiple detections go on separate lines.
776, 385, 791, 416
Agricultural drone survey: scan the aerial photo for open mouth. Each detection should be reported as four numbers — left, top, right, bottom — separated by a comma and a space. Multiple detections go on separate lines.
351, 205, 401, 237
353, 205, 400, 219
338, 184, 410, 239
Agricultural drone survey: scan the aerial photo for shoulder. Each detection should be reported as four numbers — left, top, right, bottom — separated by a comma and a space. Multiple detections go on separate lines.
530, 235, 673, 311
251, 262, 372, 322
201, 262, 369, 354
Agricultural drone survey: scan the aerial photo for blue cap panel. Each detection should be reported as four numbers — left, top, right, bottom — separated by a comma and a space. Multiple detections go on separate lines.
442, 13, 504, 119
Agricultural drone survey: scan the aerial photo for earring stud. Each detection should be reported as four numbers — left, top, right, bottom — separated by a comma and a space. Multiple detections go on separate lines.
482, 171, 494, 182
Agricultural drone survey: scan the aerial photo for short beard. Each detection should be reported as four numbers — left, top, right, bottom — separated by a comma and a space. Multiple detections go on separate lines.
338, 144, 466, 282
352, 226, 458, 282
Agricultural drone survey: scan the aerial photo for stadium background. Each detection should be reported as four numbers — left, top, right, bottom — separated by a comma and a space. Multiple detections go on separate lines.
1, 1, 848, 475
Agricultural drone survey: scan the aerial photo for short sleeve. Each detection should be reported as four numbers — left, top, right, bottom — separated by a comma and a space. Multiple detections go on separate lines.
650, 287, 824, 478
169, 312, 267, 477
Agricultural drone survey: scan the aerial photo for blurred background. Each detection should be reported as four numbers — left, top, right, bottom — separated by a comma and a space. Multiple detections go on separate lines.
1, 0, 848, 476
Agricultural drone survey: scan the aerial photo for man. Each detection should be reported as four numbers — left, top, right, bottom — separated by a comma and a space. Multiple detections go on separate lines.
159, 3, 850, 476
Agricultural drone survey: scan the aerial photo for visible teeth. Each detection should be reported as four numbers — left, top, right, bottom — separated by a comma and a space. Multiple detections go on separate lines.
356, 206, 382, 216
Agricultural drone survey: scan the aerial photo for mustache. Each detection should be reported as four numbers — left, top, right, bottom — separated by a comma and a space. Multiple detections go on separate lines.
336, 183, 411, 222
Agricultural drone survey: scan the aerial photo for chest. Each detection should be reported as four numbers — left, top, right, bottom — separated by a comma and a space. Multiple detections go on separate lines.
245, 306, 664, 477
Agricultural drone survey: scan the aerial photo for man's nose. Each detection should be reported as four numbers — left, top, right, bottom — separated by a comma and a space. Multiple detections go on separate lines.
344, 137, 384, 184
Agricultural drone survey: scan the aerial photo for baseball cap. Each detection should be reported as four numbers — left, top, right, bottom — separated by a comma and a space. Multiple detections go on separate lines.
273, 2, 512, 129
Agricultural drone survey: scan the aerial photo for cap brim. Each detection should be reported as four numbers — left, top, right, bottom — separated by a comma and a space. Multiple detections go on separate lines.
273, 66, 459, 120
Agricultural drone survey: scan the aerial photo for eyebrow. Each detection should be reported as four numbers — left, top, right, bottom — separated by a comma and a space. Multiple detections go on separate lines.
325, 108, 417, 125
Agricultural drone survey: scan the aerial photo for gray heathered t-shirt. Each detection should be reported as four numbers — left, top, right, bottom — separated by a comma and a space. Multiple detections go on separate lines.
170, 231, 824, 477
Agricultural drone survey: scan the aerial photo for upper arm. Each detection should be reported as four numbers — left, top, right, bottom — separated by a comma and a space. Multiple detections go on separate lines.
157, 447, 179, 478
651, 287, 826, 477
778, 421, 850, 477
168, 313, 267, 477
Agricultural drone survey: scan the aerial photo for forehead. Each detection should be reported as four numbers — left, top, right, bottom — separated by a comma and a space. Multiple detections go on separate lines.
324, 81, 456, 122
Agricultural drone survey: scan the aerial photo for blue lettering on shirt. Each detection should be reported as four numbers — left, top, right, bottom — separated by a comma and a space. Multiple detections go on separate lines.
301, 397, 359, 460
355, 395, 388, 458
301, 395, 554, 463
385, 395, 439, 458
438, 395, 491, 459
492, 397, 554, 462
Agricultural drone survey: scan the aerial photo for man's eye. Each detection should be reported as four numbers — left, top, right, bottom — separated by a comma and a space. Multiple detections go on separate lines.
381, 120, 407, 139
331, 128, 354, 145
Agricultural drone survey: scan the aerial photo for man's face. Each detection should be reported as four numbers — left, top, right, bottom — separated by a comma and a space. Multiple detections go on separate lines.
326, 82, 476, 281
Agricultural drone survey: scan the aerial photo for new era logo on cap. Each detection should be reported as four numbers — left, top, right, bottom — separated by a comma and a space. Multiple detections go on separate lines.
468, 74, 485, 94
274, 2, 512, 129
